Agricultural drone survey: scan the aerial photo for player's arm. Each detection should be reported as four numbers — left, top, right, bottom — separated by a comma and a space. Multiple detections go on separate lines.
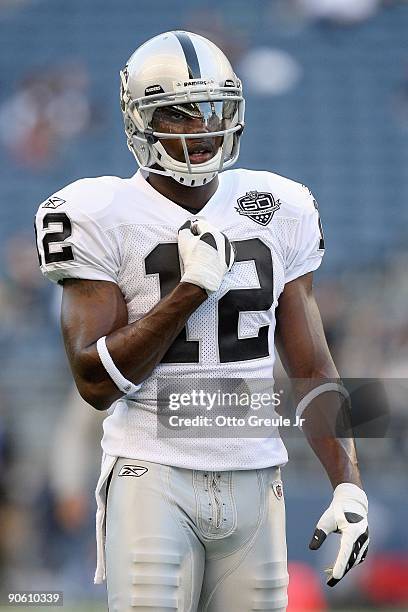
275, 272, 369, 586
61, 219, 234, 411
275, 271, 361, 489
62, 279, 206, 411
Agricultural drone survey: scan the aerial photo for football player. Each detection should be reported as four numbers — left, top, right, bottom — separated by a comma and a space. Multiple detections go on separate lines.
35, 31, 369, 612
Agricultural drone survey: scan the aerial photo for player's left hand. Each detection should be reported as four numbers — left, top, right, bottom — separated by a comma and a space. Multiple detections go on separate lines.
309, 482, 369, 587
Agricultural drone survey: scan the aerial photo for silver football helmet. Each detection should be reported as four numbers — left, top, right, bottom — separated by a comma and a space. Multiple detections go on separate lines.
120, 31, 245, 187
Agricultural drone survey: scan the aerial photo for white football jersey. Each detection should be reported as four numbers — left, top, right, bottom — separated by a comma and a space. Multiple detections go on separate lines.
35, 168, 324, 470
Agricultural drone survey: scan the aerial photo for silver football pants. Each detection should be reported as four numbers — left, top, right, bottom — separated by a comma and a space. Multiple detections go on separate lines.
105, 457, 288, 612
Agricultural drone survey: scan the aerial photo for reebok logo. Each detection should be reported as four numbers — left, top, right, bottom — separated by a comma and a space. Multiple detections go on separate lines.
118, 465, 148, 477
42, 196, 66, 209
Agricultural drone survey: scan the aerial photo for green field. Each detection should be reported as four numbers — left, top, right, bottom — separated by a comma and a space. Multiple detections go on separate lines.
0, 607, 406, 612
0, 606, 105, 612
0, 607, 104, 612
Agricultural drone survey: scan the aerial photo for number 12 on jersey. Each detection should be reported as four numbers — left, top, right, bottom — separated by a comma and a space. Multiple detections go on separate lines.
145, 238, 273, 364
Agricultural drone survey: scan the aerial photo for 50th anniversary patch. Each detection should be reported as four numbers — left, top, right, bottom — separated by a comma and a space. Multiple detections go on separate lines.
235, 191, 280, 226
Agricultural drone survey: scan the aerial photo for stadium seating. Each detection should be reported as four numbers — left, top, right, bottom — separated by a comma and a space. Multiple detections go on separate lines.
0, 0, 407, 272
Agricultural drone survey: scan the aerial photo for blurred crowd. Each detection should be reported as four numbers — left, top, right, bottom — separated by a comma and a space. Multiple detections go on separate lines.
0, 61, 94, 170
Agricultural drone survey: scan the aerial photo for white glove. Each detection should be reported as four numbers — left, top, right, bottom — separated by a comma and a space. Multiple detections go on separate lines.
309, 483, 369, 587
178, 218, 235, 294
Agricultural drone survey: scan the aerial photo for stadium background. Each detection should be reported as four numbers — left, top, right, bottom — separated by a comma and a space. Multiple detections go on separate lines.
0, 0, 407, 610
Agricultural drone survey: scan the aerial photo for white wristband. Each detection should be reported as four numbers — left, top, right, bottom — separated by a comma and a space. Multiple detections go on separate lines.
296, 382, 350, 429
96, 336, 141, 396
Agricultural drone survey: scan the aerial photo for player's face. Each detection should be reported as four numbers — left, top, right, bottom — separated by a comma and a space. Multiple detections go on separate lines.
151, 102, 233, 165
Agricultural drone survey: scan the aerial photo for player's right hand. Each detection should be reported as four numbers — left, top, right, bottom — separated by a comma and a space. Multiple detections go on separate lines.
178, 218, 235, 294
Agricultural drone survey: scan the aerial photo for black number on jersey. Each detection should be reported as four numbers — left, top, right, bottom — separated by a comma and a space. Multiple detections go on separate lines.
313, 198, 325, 250
145, 243, 199, 363
40, 212, 74, 265
218, 238, 273, 362
317, 215, 325, 250
144, 238, 273, 364
33, 219, 42, 266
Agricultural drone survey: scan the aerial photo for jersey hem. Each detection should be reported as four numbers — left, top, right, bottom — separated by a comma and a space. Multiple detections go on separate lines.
41, 264, 117, 285
284, 255, 323, 284
100, 448, 289, 472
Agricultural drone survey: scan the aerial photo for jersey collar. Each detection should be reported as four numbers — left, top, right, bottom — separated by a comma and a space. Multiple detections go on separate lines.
132, 169, 227, 220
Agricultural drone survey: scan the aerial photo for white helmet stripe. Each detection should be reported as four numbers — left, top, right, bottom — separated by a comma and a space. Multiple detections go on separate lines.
173, 31, 201, 79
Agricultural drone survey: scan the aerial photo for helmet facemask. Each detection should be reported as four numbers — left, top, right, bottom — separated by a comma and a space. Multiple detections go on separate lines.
120, 71, 245, 187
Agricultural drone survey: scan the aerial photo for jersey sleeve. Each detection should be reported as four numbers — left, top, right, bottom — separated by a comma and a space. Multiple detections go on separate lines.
285, 189, 325, 284
34, 181, 120, 284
